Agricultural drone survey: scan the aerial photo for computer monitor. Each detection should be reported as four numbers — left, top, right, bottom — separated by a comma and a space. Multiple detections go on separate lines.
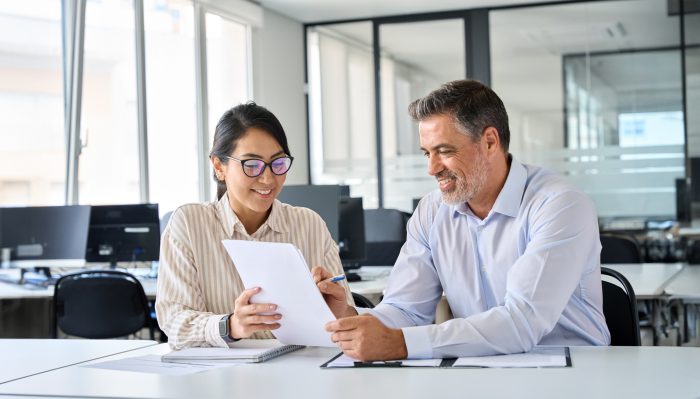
85, 204, 160, 266
338, 197, 366, 269
0, 205, 91, 268
277, 185, 341, 241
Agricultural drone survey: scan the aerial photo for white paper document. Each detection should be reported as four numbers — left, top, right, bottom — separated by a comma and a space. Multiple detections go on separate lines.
453, 347, 569, 368
84, 355, 237, 376
222, 240, 337, 347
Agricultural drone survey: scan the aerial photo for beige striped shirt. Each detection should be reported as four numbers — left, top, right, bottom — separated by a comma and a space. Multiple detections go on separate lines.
156, 194, 353, 349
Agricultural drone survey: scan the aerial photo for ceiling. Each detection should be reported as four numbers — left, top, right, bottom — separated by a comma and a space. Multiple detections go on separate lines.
255, 0, 568, 23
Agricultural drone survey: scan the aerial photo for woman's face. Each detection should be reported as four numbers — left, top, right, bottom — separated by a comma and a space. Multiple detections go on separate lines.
216, 127, 288, 220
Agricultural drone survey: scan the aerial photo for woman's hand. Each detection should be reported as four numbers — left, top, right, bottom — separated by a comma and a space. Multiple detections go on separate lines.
311, 266, 358, 319
229, 287, 281, 339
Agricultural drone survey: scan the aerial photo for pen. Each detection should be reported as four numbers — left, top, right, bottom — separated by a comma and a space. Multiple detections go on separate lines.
325, 274, 346, 283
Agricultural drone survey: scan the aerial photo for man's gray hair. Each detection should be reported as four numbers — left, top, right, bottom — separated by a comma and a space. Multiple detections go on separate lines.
408, 80, 510, 153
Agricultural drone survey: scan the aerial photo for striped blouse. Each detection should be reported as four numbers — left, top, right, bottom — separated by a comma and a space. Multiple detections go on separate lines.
155, 194, 353, 349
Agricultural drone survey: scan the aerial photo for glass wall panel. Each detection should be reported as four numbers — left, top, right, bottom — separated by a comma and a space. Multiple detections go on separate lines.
684, 6, 700, 218
0, 1, 64, 205
144, 0, 198, 216
79, 0, 140, 204
379, 19, 465, 212
491, 0, 683, 219
307, 22, 377, 206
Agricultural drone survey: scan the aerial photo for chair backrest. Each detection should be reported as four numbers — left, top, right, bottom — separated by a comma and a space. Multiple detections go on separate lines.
600, 266, 641, 346
362, 209, 410, 266
600, 234, 641, 264
352, 292, 375, 308
53, 270, 152, 339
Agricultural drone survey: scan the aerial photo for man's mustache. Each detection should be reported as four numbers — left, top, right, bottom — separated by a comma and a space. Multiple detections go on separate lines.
436, 170, 456, 180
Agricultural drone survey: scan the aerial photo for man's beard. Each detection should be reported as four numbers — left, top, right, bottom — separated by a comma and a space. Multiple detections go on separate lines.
437, 150, 489, 205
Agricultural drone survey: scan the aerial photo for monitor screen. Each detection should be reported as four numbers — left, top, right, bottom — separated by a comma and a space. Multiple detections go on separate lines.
338, 197, 366, 269
85, 204, 160, 265
0, 205, 91, 268
277, 185, 341, 241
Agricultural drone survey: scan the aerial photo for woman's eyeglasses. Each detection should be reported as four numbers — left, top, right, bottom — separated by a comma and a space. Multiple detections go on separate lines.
223, 155, 294, 178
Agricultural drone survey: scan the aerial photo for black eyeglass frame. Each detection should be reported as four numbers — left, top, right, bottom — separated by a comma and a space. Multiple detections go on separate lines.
222, 155, 294, 178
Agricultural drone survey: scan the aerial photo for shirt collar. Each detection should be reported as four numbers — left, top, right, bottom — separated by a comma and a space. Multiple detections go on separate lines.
215, 194, 288, 237
453, 155, 526, 220
489, 155, 527, 218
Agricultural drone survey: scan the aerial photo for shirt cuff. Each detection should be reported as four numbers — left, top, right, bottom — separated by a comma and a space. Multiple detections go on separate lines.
207, 313, 229, 347
401, 326, 433, 359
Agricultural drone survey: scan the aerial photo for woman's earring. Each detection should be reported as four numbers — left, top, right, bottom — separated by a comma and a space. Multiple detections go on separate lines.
216, 172, 223, 181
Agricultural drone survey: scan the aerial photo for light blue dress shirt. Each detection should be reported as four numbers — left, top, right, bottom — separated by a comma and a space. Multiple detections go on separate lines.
363, 158, 611, 358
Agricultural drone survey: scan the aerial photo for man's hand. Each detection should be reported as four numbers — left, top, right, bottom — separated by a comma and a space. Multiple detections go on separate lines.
325, 315, 407, 361
229, 287, 281, 339
311, 266, 357, 319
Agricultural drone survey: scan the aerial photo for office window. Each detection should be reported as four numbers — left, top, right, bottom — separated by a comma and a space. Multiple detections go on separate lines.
144, 0, 199, 216
491, 0, 684, 218
206, 13, 250, 127
307, 22, 378, 207
78, 0, 140, 205
205, 12, 251, 200
0, 1, 65, 205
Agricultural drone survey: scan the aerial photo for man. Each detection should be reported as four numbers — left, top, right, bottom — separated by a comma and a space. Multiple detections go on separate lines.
313, 80, 610, 361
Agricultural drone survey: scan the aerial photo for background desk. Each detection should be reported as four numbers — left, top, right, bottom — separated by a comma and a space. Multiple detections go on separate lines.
0, 267, 389, 338
604, 263, 684, 298
0, 339, 156, 384
0, 342, 698, 399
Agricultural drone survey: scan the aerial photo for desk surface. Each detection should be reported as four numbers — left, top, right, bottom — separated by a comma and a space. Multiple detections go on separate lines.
604, 263, 684, 298
0, 343, 699, 399
0, 267, 389, 301
0, 269, 159, 299
665, 265, 700, 299
0, 339, 156, 384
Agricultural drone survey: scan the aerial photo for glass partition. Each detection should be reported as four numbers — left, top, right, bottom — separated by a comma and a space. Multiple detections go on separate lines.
379, 19, 465, 212
307, 22, 378, 206
491, 0, 684, 219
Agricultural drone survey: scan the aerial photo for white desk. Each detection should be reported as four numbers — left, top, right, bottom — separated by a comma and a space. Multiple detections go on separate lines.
604, 263, 684, 298
0, 339, 156, 384
0, 269, 159, 300
0, 342, 699, 399
665, 265, 700, 300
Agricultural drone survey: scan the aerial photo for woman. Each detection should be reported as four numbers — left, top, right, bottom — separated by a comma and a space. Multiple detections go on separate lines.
156, 102, 353, 349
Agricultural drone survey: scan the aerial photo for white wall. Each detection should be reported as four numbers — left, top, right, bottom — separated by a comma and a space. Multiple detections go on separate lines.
252, 8, 308, 185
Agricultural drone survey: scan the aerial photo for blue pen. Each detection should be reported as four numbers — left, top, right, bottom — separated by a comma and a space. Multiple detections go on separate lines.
326, 274, 346, 283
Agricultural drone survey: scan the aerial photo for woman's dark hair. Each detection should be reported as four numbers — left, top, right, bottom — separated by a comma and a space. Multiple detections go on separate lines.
210, 102, 291, 199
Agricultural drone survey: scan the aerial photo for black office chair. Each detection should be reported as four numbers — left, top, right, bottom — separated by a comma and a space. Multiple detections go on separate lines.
53, 270, 154, 339
352, 292, 375, 309
600, 266, 641, 346
600, 234, 642, 264
362, 208, 410, 266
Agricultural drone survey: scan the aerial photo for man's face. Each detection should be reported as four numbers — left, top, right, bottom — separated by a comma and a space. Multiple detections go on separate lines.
419, 114, 489, 205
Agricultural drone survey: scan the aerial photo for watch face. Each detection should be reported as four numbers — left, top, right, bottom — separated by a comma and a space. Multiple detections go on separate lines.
219, 315, 229, 336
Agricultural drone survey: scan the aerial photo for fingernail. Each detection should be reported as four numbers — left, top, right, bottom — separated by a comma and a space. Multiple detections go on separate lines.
275, 314, 282, 319
269, 305, 276, 310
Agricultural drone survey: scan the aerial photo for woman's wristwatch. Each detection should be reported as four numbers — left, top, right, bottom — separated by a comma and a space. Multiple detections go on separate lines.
218, 313, 240, 343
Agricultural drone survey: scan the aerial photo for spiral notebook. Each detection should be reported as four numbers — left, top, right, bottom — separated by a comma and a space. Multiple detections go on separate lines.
162, 340, 304, 364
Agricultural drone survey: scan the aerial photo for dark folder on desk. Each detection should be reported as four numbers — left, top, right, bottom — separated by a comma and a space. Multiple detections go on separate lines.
321, 347, 571, 369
